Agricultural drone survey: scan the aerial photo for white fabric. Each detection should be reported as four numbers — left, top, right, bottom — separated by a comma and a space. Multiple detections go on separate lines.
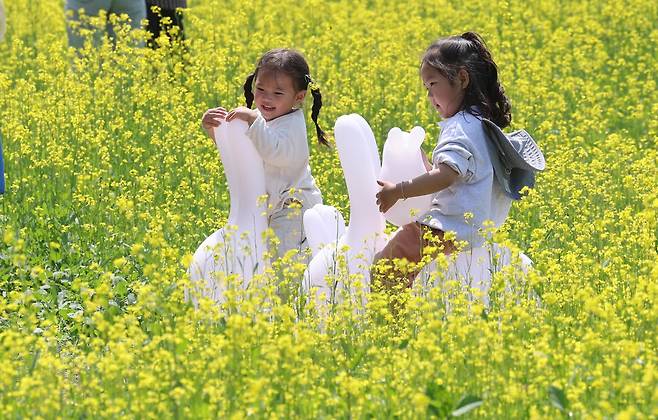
0, 0, 6, 42
246, 109, 322, 215
420, 110, 512, 248
268, 204, 307, 259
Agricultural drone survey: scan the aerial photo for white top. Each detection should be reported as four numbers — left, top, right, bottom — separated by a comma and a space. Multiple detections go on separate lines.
246, 108, 322, 215
420, 110, 512, 248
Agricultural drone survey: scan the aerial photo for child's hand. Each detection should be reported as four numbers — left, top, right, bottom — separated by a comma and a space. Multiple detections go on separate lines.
201, 107, 228, 139
226, 106, 258, 125
376, 180, 402, 213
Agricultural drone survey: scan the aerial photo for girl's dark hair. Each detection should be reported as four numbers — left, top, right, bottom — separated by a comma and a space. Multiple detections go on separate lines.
243, 48, 328, 146
422, 32, 511, 128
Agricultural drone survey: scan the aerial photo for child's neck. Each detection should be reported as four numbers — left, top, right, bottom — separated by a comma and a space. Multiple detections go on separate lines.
264, 108, 298, 122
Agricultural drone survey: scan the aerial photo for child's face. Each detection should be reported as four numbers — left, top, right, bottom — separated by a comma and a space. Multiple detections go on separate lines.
420, 63, 467, 119
253, 70, 306, 121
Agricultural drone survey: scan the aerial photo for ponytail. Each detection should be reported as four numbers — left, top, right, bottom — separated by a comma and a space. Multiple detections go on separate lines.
460, 31, 511, 129
422, 32, 512, 129
309, 87, 328, 146
243, 72, 255, 108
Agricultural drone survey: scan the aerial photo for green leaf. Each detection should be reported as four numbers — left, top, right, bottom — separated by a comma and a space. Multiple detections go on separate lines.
451, 394, 483, 417
398, 338, 410, 349
114, 278, 128, 296
29, 349, 41, 374
548, 385, 569, 412
426, 382, 450, 418
348, 346, 367, 372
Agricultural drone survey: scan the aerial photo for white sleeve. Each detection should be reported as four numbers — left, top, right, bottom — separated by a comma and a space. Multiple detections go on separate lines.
246, 115, 309, 168
432, 131, 476, 181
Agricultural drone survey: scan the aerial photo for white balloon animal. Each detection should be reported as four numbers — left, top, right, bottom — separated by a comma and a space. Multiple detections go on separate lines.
187, 120, 268, 305
415, 243, 534, 308
379, 126, 434, 226
303, 204, 345, 257
303, 114, 387, 303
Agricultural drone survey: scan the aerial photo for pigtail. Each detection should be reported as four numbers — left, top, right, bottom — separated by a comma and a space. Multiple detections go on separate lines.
310, 86, 329, 146
461, 32, 512, 129
243, 72, 255, 108
248, 49, 329, 145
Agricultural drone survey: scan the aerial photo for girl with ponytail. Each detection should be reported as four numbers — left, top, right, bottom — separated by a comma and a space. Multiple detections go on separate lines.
201, 48, 326, 260
373, 32, 515, 288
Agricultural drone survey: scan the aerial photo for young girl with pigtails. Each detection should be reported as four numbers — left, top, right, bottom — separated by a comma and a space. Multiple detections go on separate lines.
374, 32, 514, 287
201, 48, 327, 259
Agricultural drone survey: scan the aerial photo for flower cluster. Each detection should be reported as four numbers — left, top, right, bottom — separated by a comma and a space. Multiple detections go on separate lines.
0, 0, 656, 417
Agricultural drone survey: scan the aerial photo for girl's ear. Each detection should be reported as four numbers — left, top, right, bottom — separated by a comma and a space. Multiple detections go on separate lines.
458, 68, 470, 90
296, 90, 307, 103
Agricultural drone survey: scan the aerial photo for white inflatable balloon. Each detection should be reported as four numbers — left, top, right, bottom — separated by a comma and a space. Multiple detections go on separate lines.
187, 120, 268, 305
303, 204, 346, 257
379, 126, 433, 226
304, 114, 387, 303
416, 244, 533, 307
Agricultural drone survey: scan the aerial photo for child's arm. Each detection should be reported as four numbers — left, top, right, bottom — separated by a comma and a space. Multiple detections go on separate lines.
376, 163, 458, 213
421, 149, 432, 172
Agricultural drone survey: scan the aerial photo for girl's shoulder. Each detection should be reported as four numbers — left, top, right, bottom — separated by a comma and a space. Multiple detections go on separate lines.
439, 109, 481, 129
438, 110, 484, 143
263, 109, 306, 136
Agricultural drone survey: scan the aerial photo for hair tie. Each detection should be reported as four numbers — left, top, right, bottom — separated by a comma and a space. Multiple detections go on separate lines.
305, 74, 320, 91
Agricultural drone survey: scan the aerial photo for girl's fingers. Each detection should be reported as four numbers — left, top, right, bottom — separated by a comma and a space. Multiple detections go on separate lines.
201, 108, 227, 131
202, 119, 220, 128
204, 110, 227, 120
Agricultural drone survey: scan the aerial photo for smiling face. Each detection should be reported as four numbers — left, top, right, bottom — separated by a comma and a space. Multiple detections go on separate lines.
420, 62, 468, 119
253, 69, 307, 121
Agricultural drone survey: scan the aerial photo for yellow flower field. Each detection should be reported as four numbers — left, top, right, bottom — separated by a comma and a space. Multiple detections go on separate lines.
0, 0, 656, 417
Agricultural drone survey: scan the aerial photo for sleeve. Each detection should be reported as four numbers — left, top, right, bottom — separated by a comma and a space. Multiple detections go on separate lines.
432, 138, 476, 181
246, 115, 308, 168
